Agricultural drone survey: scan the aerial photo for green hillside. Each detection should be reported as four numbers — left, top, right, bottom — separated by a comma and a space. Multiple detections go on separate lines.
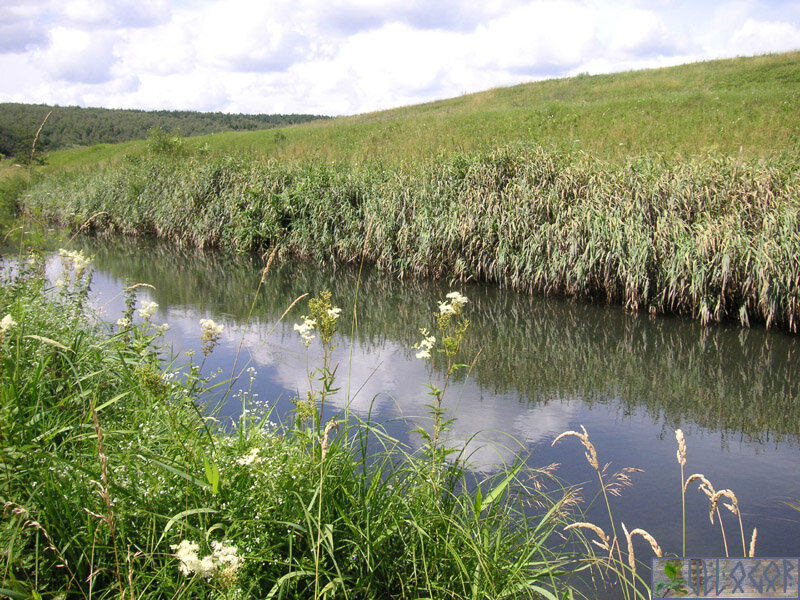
0, 103, 327, 160
24, 51, 800, 171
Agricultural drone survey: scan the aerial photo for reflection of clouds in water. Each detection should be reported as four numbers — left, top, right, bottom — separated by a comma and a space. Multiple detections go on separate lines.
84, 270, 577, 471
226, 319, 577, 471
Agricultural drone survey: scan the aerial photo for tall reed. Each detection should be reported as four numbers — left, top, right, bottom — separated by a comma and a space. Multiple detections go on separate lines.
22, 144, 800, 331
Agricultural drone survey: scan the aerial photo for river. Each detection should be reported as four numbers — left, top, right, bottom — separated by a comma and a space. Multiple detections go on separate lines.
61, 235, 800, 592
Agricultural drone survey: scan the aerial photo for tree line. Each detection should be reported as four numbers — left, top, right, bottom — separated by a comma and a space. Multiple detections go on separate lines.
0, 103, 328, 160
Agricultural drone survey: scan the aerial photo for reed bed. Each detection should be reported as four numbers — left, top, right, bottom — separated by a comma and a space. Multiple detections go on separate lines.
21, 143, 800, 330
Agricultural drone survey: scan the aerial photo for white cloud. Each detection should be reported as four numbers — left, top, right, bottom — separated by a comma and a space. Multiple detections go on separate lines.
35, 27, 118, 83
473, 2, 599, 75
1, 0, 799, 114
729, 18, 800, 55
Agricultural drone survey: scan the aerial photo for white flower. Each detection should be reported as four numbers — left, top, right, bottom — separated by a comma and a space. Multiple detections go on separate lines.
156, 323, 170, 335
199, 319, 224, 356
236, 448, 261, 466
438, 301, 456, 315
171, 539, 240, 579
445, 291, 468, 307
293, 316, 316, 346
58, 248, 93, 281
116, 317, 131, 328
327, 307, 342, 319
55, 278, 65, 288
138, 301, 159, 322
413, 328, 436, 359
0, 314, 17, 332
211, 541, 241, 571
197, 555, 215, 577
171, 540, 203, 576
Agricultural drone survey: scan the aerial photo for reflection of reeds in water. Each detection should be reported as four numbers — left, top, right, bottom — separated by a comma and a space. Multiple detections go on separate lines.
555, 425, 757, 599
67, 234, 800, 443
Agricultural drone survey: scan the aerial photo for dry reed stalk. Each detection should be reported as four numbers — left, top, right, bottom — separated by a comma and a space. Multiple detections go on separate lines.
90, 406, 124, 597
749, 528, 757, 557
710, 489, 747, 556
564, 521, 611, 553
29, 110, 52, 166
552, 425, 599, 470
685, 473, 729, 557
622, 522, 662, 582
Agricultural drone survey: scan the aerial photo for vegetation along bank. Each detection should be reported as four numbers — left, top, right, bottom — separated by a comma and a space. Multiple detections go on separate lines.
21, 143, 800, 331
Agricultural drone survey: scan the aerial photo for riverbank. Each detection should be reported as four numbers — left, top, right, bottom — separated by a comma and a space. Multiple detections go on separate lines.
0, 248, 583, 599
21, 143, 800, 331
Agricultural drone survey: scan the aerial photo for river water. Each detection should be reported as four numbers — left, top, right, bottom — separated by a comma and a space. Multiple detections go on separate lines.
64, 235, 800, 589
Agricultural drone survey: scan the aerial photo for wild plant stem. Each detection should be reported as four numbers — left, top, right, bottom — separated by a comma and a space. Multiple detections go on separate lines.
681, 463, 686, 556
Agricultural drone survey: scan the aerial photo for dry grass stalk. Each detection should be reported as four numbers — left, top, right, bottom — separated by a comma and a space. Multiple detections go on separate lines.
552, 425, 599, 470
622, 522, 662, 584
25, 519, 88, 600
260, 246, 279, 283
29, 110, 52, 166
564, 522, 611, 553
319, 419, 339, 461
675, 429, 687, 467
90, 406, 124, 597
709, 488, 747, 556
749, 528, 757, 557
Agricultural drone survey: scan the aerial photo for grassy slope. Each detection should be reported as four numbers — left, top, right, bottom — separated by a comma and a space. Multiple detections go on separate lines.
34, 51, 800, 170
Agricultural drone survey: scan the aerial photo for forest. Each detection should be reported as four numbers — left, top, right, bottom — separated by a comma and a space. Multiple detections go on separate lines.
0, 102, 328, 160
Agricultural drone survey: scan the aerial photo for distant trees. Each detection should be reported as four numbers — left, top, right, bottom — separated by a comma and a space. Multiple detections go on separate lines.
0, 103, 328, 159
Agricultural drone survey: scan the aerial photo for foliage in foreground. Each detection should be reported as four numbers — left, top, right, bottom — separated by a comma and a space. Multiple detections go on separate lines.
0, 251, 581, 599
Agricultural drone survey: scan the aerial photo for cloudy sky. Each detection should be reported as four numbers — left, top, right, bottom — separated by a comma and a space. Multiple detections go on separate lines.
2, 0, 799, 116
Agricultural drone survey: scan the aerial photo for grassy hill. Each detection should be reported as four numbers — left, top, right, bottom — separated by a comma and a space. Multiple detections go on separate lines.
19, 50, 800, 173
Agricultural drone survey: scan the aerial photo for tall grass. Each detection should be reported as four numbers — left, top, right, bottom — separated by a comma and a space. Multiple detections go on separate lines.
22, 143, 800, 331
0, 247, 583, 599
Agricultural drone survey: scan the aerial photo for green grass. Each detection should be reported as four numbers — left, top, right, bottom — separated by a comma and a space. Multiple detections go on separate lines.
0, 251, 585, 599
32, 51, 800, 170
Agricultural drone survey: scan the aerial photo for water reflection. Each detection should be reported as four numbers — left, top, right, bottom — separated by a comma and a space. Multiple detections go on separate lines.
78, 235, 800, 444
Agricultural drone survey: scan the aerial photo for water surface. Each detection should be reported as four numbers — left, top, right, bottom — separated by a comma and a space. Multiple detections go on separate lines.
70, 236, 800, 591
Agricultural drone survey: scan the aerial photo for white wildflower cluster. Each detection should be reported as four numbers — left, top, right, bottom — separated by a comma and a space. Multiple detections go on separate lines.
0, 314, 17, 344
137, 301, 159, 322
56, 248, 93, 287
116, 317, 131, 329
200, 318, 224, 356
293, 316, 316, 347
327, 307, 342, 320
413, 328, 436, 360
1, 314, 16, 333
170, 539, 241, 579
236, 447, 262, 466
438, 291, 468, 316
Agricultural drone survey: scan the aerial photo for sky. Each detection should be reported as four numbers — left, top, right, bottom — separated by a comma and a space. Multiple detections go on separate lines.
1, 0, 799, 117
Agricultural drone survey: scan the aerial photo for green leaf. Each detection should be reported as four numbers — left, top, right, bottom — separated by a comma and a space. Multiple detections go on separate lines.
480, 461, 522, 512
203, 454, 220, 495
664, 559, 680, 579
24, 335, 71, 352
